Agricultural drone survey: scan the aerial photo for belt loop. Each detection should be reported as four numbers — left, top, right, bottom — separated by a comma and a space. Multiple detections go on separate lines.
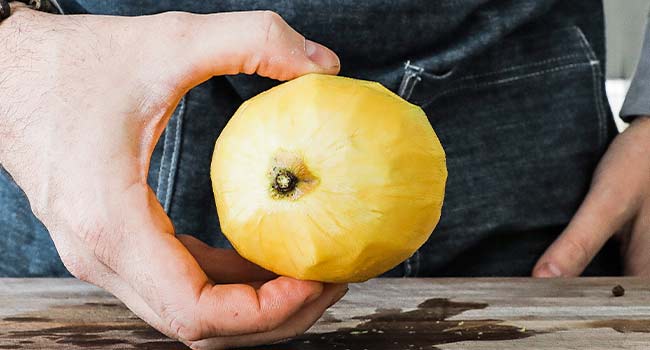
397, 60, 424, 101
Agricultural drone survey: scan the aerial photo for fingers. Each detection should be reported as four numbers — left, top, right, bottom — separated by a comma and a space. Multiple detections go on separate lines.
52, 195, 328, 343
177, 234, 276, 284
188, 283, 348, 349
623, 200, 650, 275
49, 227, 174, 338
100, 275, 176, 339
532, 126, 646, 277
145, 10, 340, 88
532, 171, 631, 277
88, 185, 325, 341
182, 276, 323, 340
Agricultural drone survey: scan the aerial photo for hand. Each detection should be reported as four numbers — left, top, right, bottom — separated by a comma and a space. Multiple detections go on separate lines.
0, 6, 346, 349
533, 116, 650, 277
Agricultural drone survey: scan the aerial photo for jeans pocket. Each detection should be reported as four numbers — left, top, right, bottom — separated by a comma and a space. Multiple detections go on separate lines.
401, 26, 616, 276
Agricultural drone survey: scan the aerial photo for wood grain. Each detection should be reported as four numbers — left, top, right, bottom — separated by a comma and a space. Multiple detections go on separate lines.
1, 278, 650, 349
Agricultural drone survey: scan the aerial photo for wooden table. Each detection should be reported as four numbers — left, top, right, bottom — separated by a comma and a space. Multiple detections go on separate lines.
1, 278, 649, 349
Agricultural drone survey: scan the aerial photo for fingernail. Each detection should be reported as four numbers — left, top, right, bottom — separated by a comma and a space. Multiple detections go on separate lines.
305, 39, 340, 70
536, 262, 562, 278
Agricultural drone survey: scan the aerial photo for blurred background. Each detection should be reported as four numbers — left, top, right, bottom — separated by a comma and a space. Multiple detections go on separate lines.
604, 0, 650, 129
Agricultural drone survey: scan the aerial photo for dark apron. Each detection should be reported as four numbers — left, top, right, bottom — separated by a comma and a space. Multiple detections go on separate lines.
0, 0, 620, 276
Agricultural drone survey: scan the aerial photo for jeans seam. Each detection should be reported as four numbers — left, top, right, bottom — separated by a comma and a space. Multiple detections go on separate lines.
574, 26, 607, 149
421, 62, 591, 108
442, 54, 583, 84
155, 96, 186, 213
590, 61, 606, 150
155, 118, 172, 200
163, 97, 186, 212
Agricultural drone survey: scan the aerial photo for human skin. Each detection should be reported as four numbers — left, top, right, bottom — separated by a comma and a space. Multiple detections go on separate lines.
0, 5, 347, 349
4, 0, 647, 346
534, 116, 650, 277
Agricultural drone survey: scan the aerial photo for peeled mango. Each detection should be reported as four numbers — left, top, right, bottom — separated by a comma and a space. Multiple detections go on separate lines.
211, 74, 447, 283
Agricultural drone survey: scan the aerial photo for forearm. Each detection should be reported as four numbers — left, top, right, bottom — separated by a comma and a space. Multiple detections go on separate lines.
0, 6, 52, 161
0, 10, 25, 158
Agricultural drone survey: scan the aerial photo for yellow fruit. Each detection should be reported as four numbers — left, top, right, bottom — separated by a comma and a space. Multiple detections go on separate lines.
211, 74, 447, 283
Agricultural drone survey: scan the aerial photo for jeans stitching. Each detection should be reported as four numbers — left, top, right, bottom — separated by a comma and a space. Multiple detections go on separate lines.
421, 62, 591, 108
574, 26, 607, 150
163, 96, 186, 212
573, 25, 599, 62
591, 63, 606, 149
155, 117, 172, 200
437, 54, 583, 84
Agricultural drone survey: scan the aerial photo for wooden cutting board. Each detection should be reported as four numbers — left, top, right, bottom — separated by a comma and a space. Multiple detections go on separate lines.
1, 277, 649, 349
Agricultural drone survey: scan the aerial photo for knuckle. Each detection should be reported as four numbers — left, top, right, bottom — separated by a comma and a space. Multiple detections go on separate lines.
563, 236, 590, 266
240, 285, 279, 333
166, 311, 203, 342
242, 11, 287, 75
258, 10, 286, 46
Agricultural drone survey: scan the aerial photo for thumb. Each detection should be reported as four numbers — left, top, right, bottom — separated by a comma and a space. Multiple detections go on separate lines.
532, 180, 629, 278
151, 10, 340, 88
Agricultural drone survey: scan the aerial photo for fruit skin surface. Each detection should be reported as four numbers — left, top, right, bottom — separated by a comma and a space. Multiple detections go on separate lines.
211, 74, 447, 283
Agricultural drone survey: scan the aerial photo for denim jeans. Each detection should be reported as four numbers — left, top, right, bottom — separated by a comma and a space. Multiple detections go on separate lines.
0, 0, 621, 276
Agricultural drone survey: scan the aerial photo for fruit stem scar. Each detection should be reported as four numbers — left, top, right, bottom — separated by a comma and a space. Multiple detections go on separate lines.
273, 169, 298, 193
